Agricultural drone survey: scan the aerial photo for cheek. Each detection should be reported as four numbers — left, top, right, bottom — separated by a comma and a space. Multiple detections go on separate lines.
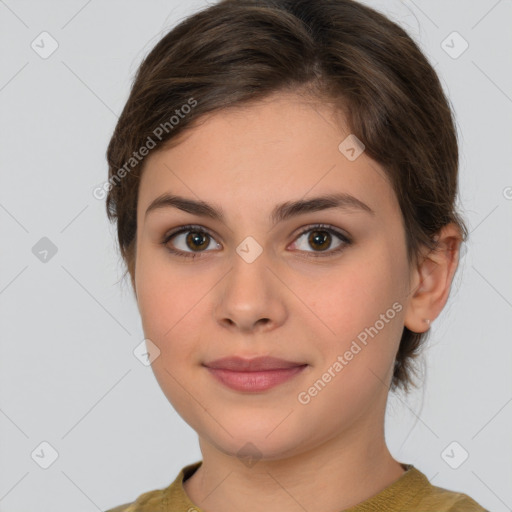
135, 258, 203, 409
135, 252, 187, 355
136, 244, 193, 330
300, 250, 404, 340
301, 248, 406, 399
135, 249, 214, 369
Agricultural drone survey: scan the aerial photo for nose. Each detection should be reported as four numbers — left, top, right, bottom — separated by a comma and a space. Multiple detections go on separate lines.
214, 249, 288, 334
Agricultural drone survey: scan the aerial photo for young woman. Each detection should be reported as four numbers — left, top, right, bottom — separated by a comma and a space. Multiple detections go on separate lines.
104, 0, 487, 510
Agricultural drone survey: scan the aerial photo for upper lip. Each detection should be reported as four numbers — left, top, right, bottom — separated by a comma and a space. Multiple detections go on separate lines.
203, 356, 306, 372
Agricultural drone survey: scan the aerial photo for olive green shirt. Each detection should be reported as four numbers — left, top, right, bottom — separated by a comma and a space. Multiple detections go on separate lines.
105, 461, 487, 512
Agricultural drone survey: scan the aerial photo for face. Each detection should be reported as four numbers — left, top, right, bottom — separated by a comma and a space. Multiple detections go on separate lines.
134, 92, 413, 461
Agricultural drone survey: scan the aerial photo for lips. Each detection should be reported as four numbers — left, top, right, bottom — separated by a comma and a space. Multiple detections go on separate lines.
203, 356, 306, 372
203, 356, 308, 392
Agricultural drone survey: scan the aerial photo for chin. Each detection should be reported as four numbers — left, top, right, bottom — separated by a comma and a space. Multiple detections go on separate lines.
198, 420, 313, 464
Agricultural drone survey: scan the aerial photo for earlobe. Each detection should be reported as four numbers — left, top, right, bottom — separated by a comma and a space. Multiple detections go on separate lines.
403, 224, 462, 334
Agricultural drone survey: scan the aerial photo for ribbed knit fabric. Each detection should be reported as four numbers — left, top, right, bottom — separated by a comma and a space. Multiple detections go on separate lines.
105, 460, 487, 512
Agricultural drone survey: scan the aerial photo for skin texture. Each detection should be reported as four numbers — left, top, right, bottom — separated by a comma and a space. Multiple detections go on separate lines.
133, 92, 461, 512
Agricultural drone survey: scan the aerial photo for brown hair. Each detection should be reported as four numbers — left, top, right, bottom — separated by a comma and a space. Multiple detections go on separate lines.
105, 0, 468, 393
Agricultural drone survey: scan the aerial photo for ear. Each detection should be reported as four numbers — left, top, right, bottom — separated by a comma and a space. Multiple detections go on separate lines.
403, 223, 463, 334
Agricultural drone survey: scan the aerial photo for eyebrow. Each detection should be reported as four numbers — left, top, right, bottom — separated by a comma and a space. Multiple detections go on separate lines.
144, 192, 375, 225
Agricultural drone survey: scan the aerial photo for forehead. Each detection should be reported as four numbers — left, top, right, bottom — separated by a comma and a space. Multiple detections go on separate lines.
138, 92, 399, 224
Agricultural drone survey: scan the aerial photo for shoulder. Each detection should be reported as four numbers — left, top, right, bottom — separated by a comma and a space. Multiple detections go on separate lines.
104, 503, 133, 512
381, 465, 488, 512
415, 477, 488, 511
103, 460, 202, 512
103, 488, 166, 512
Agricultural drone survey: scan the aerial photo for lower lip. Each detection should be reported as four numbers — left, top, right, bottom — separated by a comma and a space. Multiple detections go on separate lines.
206, 365, 307, 392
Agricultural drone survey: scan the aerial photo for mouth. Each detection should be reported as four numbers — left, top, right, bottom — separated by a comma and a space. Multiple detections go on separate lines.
203, 355, 306, 371
203, 356, 308, 392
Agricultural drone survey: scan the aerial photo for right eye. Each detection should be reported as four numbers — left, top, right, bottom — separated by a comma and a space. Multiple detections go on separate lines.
161, 225, 221, 259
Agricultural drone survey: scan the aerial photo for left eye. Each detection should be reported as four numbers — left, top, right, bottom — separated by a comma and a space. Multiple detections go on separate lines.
161, 224, 351, 259
291, 225, 350, 256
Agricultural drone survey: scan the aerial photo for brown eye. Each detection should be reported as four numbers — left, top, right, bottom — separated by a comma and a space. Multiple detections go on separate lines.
291, 224, 351, 257
162, 223, 351, 260
308, 230, 332, 251
162, 225, 221, 258
185, 231, 210, 251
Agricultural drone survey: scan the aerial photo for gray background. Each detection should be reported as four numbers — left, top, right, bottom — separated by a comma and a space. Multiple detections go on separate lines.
1, 0, 511, 511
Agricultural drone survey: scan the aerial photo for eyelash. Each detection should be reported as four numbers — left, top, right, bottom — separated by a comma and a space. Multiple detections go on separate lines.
160, 223, 352, 260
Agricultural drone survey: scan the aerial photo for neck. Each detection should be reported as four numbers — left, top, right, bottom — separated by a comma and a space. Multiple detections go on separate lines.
183, 415, 405, 512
